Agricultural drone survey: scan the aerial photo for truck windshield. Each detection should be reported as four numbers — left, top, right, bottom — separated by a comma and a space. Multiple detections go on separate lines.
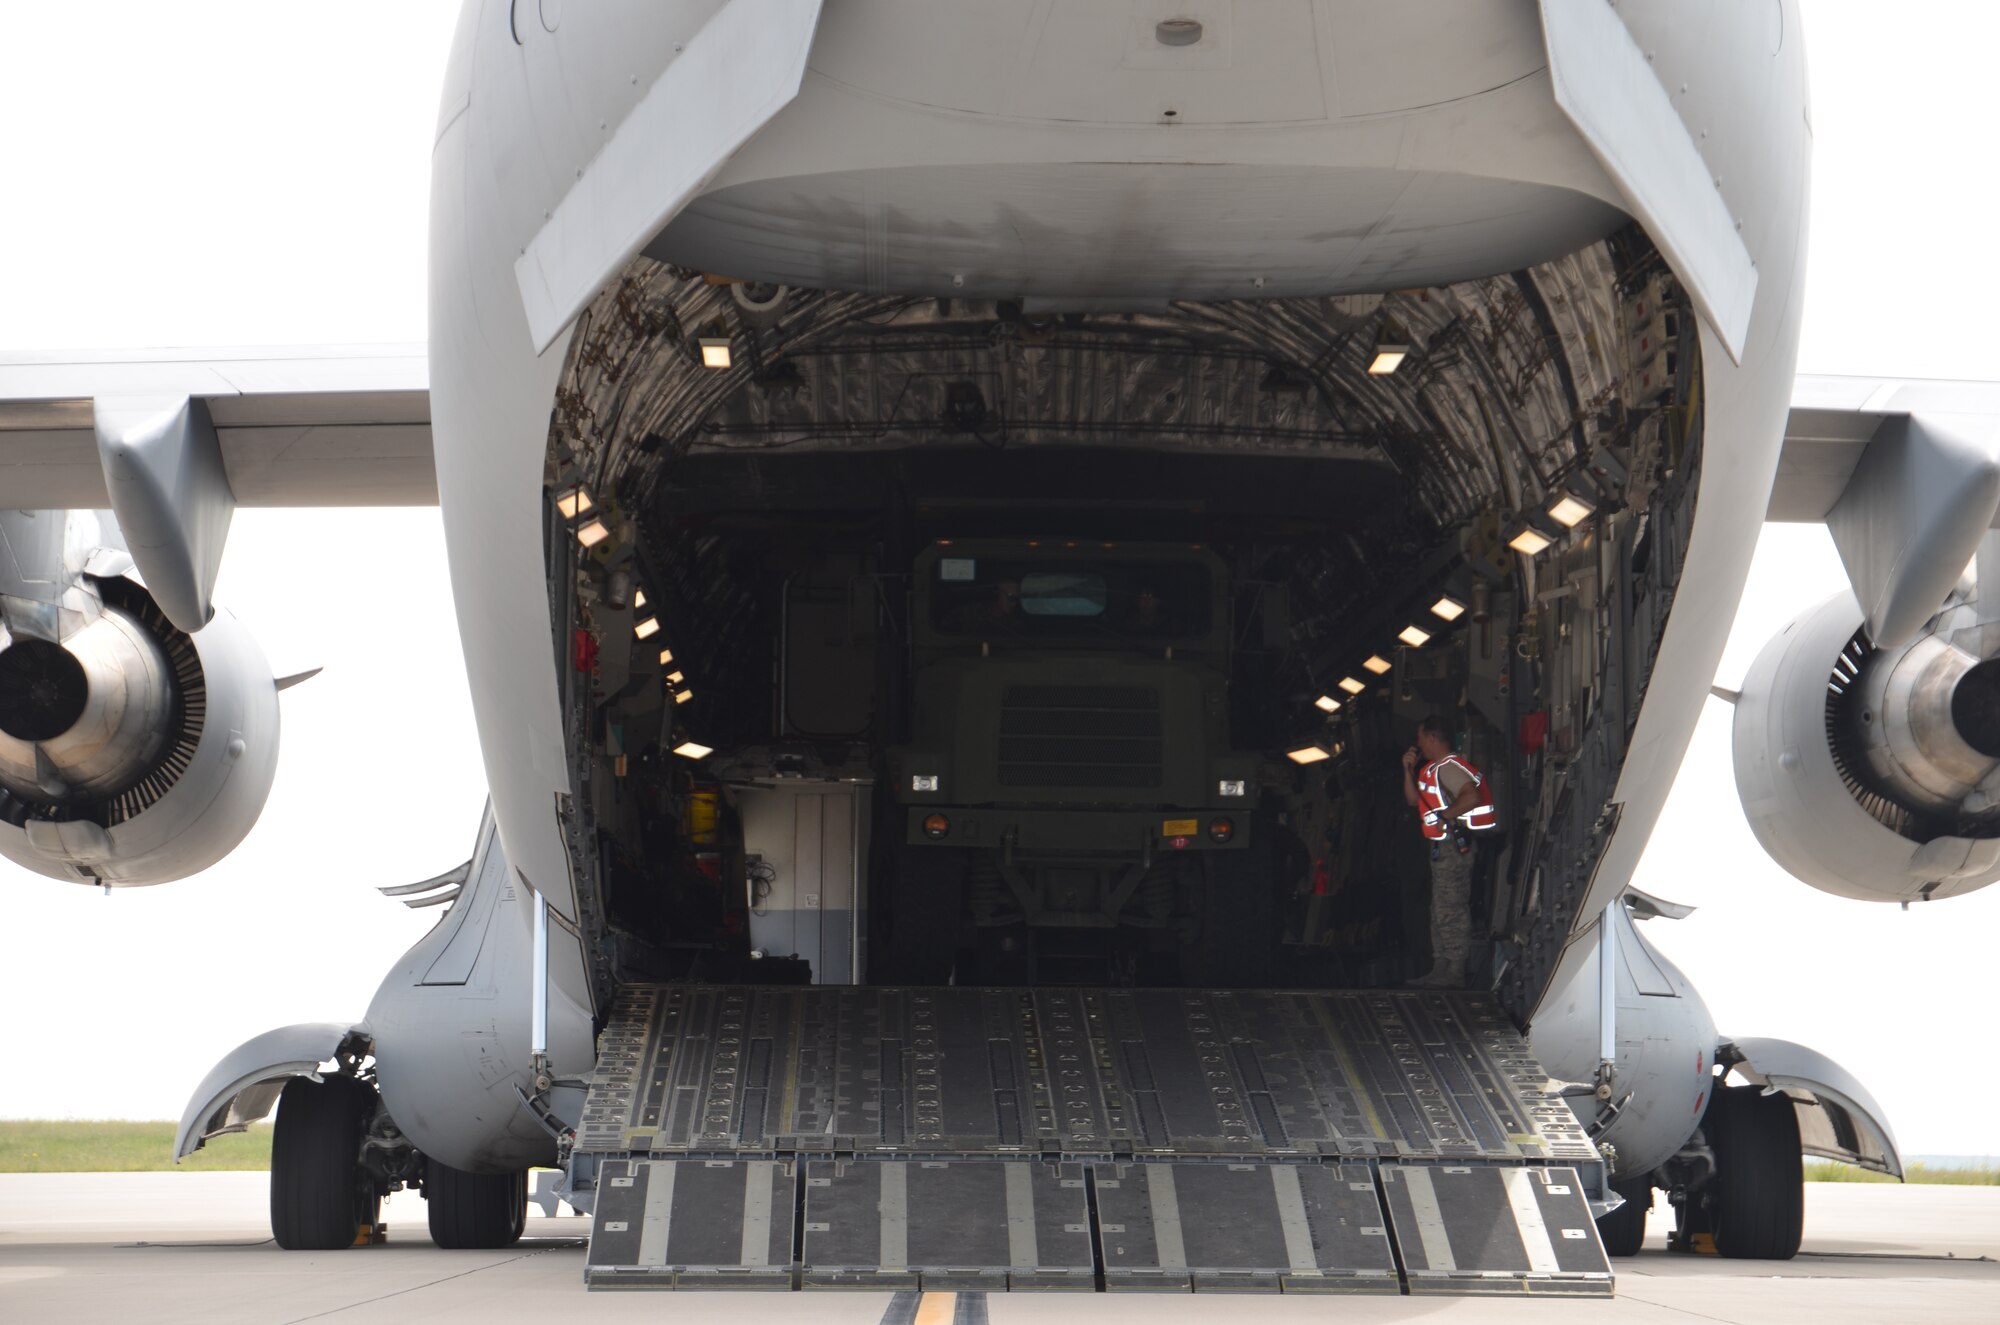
929, 555, 1212, 639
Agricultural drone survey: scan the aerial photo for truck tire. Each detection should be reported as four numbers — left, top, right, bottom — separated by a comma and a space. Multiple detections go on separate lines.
427, 1162, 528, 1249
880, 845, 965, 984
1191, 821, 1277, 987
1705, 1085, 1804, 1259
269, 1075, 378, 1251
1595, 1179, 1651, 1257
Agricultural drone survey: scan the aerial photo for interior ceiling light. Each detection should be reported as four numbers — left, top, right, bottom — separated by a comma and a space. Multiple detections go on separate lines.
698, 337, 732, 370
1508, 526, 1553, 556
1398, 624, 1431, 647
657, 648, 674, 666
1314, 694, 1341, 713
672, 740, 713, 759
1337, 676, 1366, 695
634, 617, 661, 640
632, 589, 647, 609
555, 485, 593, 520
665, 670, 684, 684
1286, 742, 1332, 765
574, 517, 610, 548
1362, 654, 1392, 675
1547, 492, 1595, 527
1368, 320, 1410, 375
1430, 595, 1466, 622
674, 688, 694, 704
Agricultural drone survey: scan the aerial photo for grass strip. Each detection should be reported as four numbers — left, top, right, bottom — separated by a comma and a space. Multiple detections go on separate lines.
1805, 1160, 2000, 1185
1, 1120, 271, 1172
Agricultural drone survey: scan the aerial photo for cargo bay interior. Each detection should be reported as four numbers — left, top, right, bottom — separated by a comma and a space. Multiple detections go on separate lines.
543, 226, 1702, 1019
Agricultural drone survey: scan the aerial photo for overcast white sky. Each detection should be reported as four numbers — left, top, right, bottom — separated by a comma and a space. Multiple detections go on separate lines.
1, 2, 1997, 1156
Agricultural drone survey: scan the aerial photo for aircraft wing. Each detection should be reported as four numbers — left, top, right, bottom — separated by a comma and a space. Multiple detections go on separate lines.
1770, 374, 2000, 522
7, 354, 1993, 521
0, 345, 432, 508
1769, 374, 2000, 647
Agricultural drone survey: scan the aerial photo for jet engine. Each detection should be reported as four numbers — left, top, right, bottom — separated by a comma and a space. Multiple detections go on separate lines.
0, 575, 281, 886
1733, 590, 2000, 901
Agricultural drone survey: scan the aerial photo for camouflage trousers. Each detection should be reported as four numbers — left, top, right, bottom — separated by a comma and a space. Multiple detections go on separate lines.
1426, 843, 1475, 984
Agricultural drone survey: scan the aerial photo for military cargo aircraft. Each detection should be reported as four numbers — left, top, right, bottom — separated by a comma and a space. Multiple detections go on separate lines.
2, 0, 1991, 1295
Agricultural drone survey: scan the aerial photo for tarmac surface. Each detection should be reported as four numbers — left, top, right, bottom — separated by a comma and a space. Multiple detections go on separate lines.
1, 1174, 1996, 1324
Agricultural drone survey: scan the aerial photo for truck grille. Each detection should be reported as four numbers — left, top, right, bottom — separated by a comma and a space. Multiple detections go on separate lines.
998, 685, 1163, 788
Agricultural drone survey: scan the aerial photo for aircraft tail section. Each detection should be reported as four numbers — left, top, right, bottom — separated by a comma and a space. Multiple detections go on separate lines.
569, 984, 1613, 1295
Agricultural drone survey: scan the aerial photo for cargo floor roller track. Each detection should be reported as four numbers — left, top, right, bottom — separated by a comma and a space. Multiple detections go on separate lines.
575, 985, 1614, 1294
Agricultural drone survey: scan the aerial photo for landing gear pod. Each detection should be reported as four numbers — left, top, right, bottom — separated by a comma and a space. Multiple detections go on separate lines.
1732, 591, 2000, 902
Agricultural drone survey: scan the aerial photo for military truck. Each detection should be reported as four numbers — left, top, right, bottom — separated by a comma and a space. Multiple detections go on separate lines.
877, 539, 1271, 986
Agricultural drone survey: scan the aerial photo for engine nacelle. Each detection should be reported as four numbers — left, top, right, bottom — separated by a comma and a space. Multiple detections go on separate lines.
0, 576, 281, 886
1733, 591, 2000, 902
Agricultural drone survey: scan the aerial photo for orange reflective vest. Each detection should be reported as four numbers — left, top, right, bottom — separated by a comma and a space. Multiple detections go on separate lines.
1417, 755, 1498, 839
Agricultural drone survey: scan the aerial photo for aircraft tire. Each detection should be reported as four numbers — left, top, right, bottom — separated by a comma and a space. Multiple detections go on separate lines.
426, 1162, 527, 1249
1595, 1179, 1651, 1257
1705, 1085, 1804, 1259
269, 1075, 379, 1251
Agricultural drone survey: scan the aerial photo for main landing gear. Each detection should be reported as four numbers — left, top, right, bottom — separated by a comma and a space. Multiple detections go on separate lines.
1691, 1085, 1805, 1258
425, 1163, 528, 1249
1593, 1179, 1654, 1258
269, 1075, 383, 1250
1596, 1085, 1806, 1261
1658, 1085, 1805, 1260
268, 1073, 527, 1251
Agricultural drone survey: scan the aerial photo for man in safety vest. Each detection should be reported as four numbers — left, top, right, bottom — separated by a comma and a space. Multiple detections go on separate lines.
1400, 715, 1498, 987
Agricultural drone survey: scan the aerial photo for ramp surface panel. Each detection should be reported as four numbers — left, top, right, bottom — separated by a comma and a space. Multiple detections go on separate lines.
577, 986, 1596, 1164
576, 985, 1605, 1294
585, 1157, 794, 1290
1091, 1160, 1399, 1293
800, 1159, 1095, 1291
1380, 1163, 1613, 1296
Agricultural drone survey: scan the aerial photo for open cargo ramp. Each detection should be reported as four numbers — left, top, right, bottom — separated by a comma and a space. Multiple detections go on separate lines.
574, 986, 1613, 1295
